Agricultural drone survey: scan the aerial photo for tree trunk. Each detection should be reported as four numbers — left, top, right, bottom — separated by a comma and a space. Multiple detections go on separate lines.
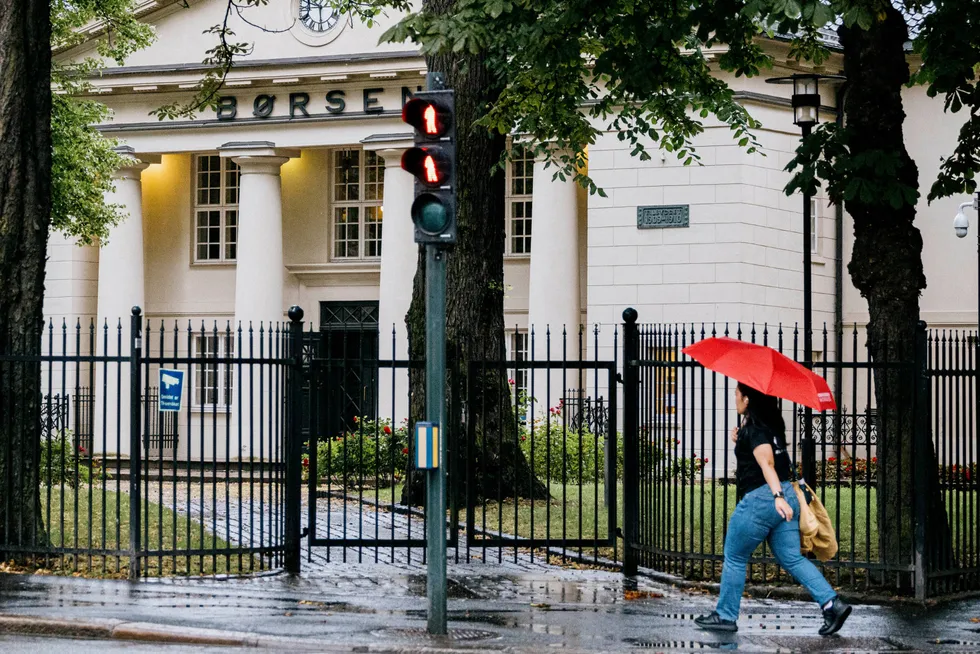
400, 0, 548, 506
0, 0, 53, 557
840, 7, 952, 585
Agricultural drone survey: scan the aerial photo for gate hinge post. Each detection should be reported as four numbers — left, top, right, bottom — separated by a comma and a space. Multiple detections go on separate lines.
285, 306, 305, 575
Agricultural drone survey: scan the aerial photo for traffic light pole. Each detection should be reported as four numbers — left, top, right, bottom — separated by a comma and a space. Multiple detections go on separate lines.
425, 244, 448, 635
401, 70, 453, 635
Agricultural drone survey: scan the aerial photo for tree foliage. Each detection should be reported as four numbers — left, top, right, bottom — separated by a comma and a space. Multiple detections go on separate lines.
328, 1, 979, 208
51, 0, 154, 244
909, 0, 980, 201
337, 0, 774, 192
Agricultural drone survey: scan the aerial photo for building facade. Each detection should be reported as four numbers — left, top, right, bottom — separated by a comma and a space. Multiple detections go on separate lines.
45, 0, 978, 459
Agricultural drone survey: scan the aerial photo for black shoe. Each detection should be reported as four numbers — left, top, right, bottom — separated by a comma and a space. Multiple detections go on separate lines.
819, 597, 852, 636
694, 611, 738, 632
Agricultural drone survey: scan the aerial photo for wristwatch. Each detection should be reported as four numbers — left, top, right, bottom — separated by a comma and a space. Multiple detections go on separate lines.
772, 491, 785, 499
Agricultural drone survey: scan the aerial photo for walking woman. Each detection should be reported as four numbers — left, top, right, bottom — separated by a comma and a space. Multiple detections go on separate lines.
695, 382, 851, 635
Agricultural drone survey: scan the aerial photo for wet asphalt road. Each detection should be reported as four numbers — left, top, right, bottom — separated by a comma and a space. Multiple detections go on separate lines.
4, 567, 980, 652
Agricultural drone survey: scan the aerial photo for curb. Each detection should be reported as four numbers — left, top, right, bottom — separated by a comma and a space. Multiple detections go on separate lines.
0, 613, 521, 653
634, 567, 979, 608
0, 615, 263, 647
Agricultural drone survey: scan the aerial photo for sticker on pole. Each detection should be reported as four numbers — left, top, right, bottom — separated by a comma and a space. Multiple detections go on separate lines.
415, 422, 439, 469
159, 369, 185, 412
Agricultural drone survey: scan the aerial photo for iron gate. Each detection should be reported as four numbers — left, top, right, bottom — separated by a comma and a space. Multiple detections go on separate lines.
463, 358, 619, 562
301, 319, 621, 565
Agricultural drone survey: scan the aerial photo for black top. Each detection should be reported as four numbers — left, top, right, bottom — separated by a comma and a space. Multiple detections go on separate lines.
735, 419, 793, 499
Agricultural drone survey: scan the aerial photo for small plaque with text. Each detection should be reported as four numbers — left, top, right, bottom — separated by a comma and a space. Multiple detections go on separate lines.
637, 205, 690, 229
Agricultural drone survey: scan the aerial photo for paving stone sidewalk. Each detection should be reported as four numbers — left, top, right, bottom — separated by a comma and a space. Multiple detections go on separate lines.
154, 481, 570, 572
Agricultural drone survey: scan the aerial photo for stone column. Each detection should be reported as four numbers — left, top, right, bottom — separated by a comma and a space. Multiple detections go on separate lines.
220, 142, 298, 461
527, 153, 581, 414
95, 147, 159, 457
220, 143, 298, 327
376, 147, 416, 425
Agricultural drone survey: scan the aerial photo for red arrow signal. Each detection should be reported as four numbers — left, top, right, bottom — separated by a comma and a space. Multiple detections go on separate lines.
403, 98, 451, 138
402, 147, 450, 187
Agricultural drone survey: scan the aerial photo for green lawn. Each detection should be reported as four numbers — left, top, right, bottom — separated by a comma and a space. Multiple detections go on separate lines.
469, 482, 621, 544
320, 479, 980, 573
38, 486, 259, 577
638, 483, 879, 562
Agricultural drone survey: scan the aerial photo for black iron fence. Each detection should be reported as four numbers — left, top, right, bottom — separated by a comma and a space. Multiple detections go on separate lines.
302, 319, 620, 566
925, 329, 979, 595
5, 303, 978, 599
622, 310, 980, 599
0, 309, 295, 578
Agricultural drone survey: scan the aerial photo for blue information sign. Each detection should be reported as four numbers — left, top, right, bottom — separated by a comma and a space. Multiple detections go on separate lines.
159, 368, 185, 412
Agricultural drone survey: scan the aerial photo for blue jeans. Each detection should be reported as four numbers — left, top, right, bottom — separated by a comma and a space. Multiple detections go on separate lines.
716, 481, 836, 622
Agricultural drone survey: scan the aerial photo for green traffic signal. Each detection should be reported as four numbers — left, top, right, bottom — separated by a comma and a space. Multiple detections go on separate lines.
412, 194, 450, 235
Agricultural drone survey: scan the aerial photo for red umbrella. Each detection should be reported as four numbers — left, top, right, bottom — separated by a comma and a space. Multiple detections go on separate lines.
681, 337, 837, 412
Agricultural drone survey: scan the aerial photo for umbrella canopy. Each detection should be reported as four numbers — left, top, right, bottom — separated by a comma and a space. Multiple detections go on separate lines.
681, 337, 837, 412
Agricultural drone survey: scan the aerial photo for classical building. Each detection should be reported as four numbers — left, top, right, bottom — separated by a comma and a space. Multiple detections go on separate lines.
45, 0, 977, 458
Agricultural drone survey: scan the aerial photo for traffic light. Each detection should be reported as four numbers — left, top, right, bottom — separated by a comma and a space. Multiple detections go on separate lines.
401, 91, 456, 245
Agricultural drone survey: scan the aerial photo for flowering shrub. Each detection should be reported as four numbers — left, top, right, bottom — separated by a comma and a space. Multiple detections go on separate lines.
940, 462, 976, 486
515, 400, 708, 483
641, 433, 710, 482
40, 430, 93, 488
519, 421, 619, 483
513, 386, 624, 483
796, 456, 878, 483
667, 456, 708, 481
313, 417, 409, 487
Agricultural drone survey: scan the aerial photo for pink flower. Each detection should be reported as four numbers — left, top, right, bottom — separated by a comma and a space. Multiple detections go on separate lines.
508, 378, 516, 385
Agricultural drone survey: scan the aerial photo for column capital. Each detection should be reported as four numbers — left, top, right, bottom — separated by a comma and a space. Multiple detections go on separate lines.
362, 133, 412, 166
218, 141, 299, 174
112, 145, 160, 180
376, 148, 409, 167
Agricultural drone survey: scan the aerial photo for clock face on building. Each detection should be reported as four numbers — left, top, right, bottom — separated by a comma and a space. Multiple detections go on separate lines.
299, 0, 340, 33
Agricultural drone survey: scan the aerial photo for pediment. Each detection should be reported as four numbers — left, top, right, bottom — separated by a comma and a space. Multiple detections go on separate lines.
59, 0, 416, 76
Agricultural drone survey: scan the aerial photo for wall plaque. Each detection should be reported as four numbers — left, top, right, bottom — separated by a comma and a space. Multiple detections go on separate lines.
637, 204, 690, 229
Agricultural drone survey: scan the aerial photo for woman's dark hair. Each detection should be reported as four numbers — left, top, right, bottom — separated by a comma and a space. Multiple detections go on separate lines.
737, 382, 786, 435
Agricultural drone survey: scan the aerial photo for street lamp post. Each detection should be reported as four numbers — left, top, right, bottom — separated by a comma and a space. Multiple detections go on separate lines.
766, 73, 844, 484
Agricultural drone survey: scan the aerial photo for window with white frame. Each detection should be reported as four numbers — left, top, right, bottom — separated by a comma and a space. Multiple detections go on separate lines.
193, 334, 235, 407
332, 149, 384, 260
645, 345, 677, 419
508, 331, 529, 392
505, 146, 533, 255
194, 155, 240, 263
810, 197, 819, 255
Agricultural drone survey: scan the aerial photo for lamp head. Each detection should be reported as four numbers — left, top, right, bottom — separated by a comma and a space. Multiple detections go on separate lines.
954, 210, 970, 238
791, 75, 820, 127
